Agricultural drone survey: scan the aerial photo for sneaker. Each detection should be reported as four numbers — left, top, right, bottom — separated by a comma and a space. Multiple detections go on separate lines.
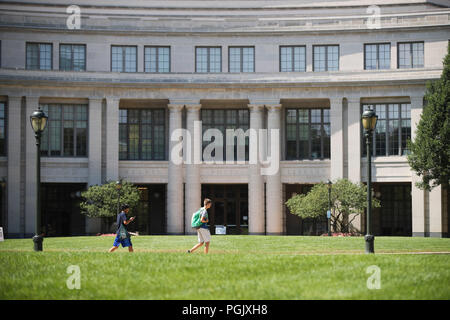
186, 250, 191, 253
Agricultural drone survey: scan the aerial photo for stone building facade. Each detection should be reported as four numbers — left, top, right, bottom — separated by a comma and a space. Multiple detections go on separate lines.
0, 0, 448, 237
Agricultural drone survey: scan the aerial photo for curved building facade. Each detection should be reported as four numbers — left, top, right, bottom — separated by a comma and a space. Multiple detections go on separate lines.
0, 0, 448, 237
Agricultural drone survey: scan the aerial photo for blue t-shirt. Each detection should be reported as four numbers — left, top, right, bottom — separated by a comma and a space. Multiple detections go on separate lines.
116, 211, 127, 232
200, 208, 209, 229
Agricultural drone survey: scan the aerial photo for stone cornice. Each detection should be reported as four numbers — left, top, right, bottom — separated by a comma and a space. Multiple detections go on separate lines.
0, 68, 442, 89
0, 2, 449, 35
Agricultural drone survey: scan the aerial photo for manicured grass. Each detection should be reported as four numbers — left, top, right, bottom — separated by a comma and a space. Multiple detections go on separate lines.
0, 235, 449, 299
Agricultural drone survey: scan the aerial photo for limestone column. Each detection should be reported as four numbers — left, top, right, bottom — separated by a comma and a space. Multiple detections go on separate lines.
265, 104, 283, 235
184, 104, 202, 234
410, 96, 426, 237
7, 96, 22, 236
88, 98, 102, 186
25, 95, 39, 236
86, 97, 103, 235
347, 97, 361, 183
167, 104, 184, 234
248, 104, 265, 235
105, 97, 119, 182
330, 97, 344, 180
429, 186, 443, 237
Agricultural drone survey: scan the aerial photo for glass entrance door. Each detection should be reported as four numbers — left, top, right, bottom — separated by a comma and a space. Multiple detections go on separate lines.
201, 184, 248, 234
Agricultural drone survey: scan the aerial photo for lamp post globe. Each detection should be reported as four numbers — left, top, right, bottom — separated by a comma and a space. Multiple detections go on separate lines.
362, 108, 378, 131
30, 108, 48, 135
362, 107, 378, 254
30, 107, 48, 251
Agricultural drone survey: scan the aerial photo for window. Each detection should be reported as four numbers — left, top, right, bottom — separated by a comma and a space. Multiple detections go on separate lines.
0, 102, 6, 156
111, 46, 137, 72
40, 104, 88, 157
313, 45, 339, 71
119, 109, 166, 160
144, 46, 170, 73
201, 109, 249, 161
398, 42, 424, 69
59, 44, 86, 71
229, 47, 254, 72
362, 103, 411, 157
196, 47, 221, 73
286, 108, 330, 160
364, 43, 390, 70
280, 46, 306, 72
26, 43, 52, 70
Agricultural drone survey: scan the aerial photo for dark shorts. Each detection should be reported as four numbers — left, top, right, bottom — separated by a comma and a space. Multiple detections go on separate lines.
113, 235, 133, 248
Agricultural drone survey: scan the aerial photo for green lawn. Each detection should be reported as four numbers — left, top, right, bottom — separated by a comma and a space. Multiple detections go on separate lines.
0, 235, 449, 300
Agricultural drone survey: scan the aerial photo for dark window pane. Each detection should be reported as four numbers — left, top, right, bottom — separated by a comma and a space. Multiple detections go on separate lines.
39, 44, 52, 70
119, 108, 166, 160
298, 124, 309, 159
59, 45, 72, 71
311, 124, 321, 159
314, 46, 326, 71
27, 43, 52, 70
398, 42, 423, 69
112, 46, 136, 72
145, 46, 170, 73
60, 44, 86, 71
229, 47, 254, 72
379, 44, 390, 69
323, 124, 330, 159
119, 123, 128, 160
27, 43, 39, 69
0, 102, 5, 156
363, 103, 410, 157
76, 127, 87, 156
365, 44, 377, 70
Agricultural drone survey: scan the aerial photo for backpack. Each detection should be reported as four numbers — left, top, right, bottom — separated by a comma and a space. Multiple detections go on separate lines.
118, 224, 129, 240
191, 207, 204, 228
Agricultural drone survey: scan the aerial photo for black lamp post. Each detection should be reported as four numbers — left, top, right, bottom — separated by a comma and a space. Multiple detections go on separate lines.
362, 107, 378, 254
116, 180, 122, 214
30, 107, 48, 251
327, 180, 332, 236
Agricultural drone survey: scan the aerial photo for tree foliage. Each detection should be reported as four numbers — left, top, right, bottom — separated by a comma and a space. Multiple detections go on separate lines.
285, 179, 380, 233
80, 181, 140, 218
407, 45, 450, 191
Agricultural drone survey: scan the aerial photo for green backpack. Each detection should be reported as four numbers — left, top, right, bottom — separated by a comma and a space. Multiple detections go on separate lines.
118, 224, 129, 240
191, 208, 204, 228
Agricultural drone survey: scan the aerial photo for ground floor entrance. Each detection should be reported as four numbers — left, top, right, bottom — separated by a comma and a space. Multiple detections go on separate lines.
0, 182, 4, 232
285, 184, 327, 235
41, 183, 86, 237
201, 184, 248, 235
133, 184, 166, 235
370, 183, 412, 236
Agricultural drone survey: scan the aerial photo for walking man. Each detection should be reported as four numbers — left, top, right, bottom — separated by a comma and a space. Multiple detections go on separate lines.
109, 204, 135, 252
187, 198, 212, 254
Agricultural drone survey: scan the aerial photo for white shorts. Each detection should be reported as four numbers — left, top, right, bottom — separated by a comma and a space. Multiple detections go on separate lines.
197, 228, 211, 243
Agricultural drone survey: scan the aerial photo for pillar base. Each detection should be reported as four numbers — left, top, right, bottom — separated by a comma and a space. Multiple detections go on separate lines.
364, 234, 375, 254
32, 234, 43, 251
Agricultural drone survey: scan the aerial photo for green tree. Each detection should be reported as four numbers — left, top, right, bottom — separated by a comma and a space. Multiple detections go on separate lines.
407, 45, 450, 191
285, 179, 380, 233
80, 181, 140, 218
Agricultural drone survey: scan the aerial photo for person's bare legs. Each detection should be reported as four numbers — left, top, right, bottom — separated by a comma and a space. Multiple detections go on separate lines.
204, 242, 210, 254
189, 242, 203, 253
128, 246, 134, 252
109, 246, 119, 253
